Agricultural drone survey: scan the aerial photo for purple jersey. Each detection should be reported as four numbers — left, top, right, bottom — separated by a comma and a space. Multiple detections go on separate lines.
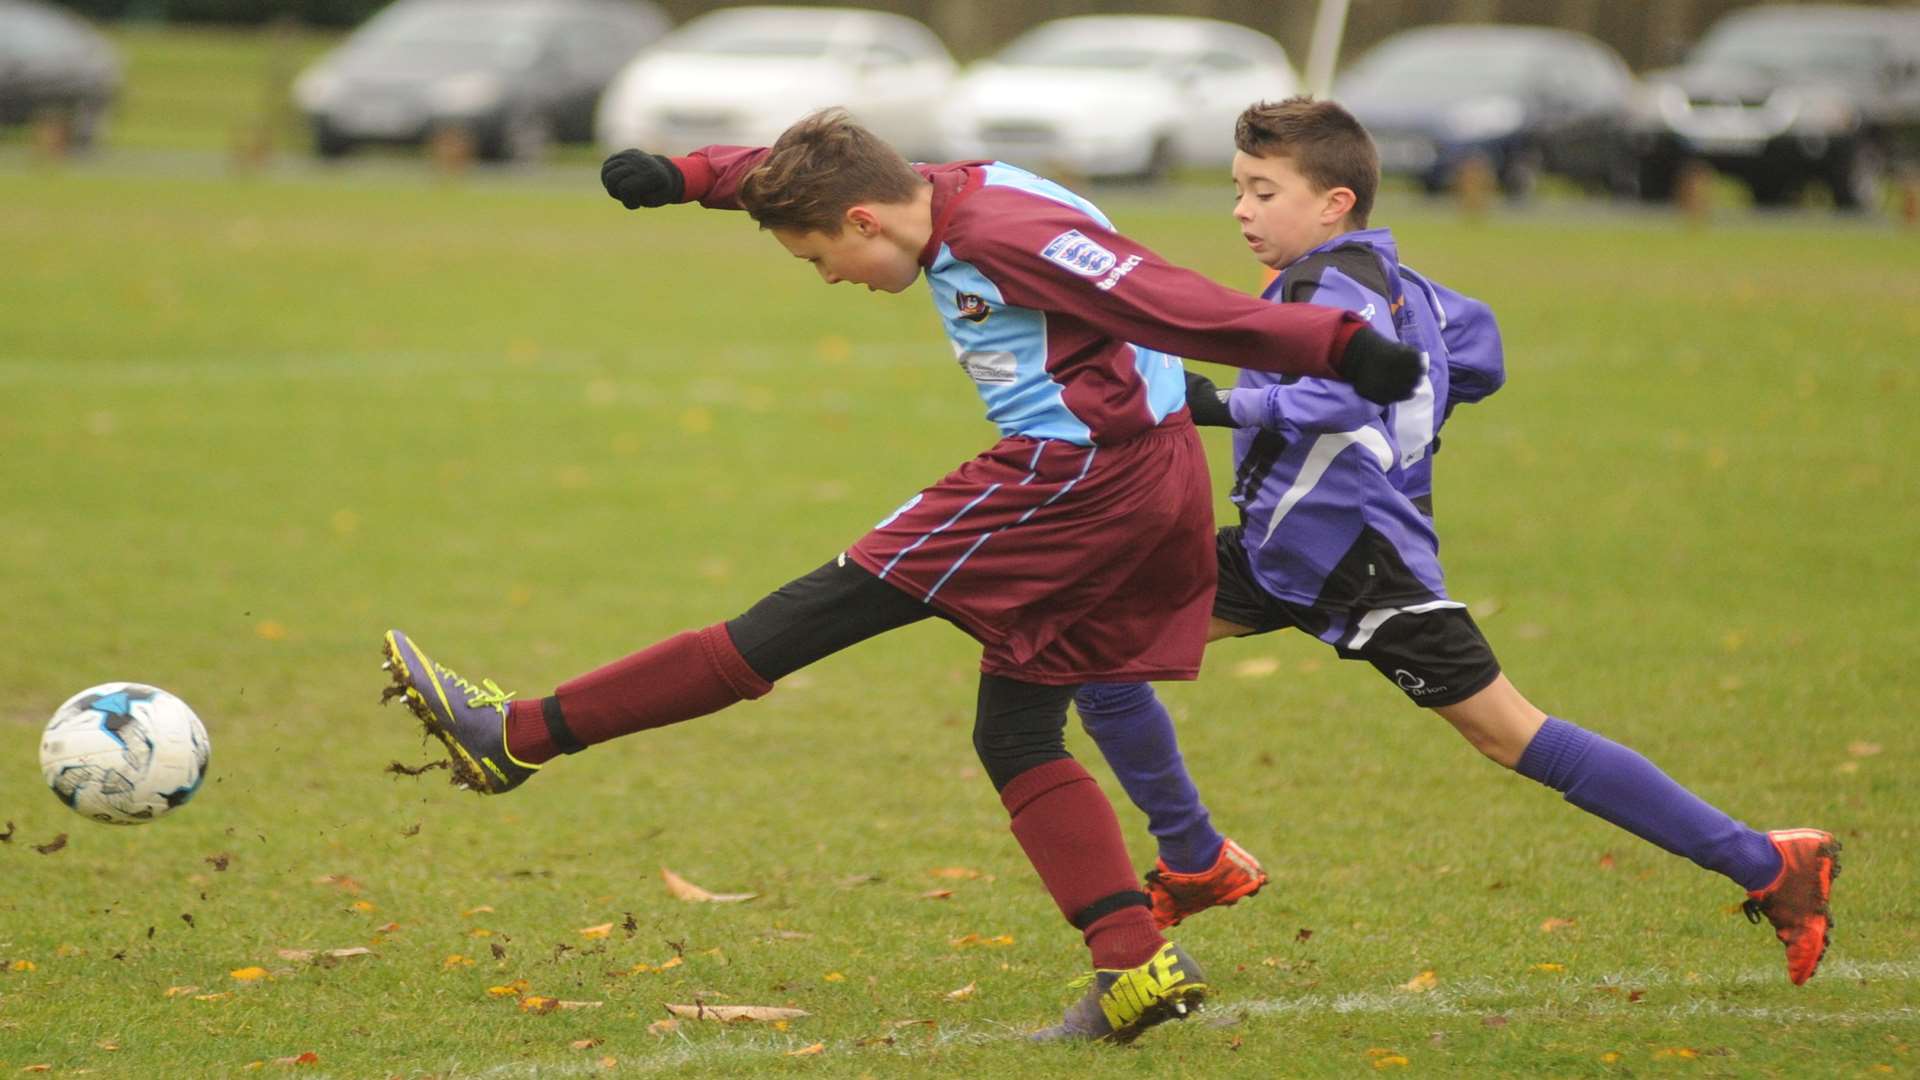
1221, 228, 1503, 610
672, 147, 1368, 446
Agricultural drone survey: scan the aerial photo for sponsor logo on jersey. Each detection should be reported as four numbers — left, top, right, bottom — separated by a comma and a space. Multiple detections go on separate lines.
956, 291, 991, 323
1094, 254, 1142, 292
1040, 229, 1117, 277
957, 349, 1018, 385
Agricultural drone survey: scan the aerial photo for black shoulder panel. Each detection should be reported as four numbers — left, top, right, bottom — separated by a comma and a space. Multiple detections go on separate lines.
1277, 243, 1392, 306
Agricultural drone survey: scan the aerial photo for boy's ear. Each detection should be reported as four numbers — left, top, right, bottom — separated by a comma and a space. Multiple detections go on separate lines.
845, 205, 882, 238
1324, 186, 1357, 223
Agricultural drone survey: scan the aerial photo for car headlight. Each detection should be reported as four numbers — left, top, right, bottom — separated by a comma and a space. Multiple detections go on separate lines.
430, 73, 505, 116
1444, 97, 1524, 142
292, 68, 342, 111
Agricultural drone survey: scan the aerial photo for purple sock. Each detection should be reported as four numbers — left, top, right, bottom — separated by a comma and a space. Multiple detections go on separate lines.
1075, 683, 1224, 874
1515, 717, 1781, 891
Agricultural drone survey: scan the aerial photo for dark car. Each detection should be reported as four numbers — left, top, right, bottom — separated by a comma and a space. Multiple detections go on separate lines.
0, 0, 120, 149
1335, 25, 1639, 199
1629, 5, 1920, 209
292, 0, 668, 162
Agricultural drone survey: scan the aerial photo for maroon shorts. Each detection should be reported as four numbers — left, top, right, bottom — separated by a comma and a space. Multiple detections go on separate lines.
847, 419, 1216, 685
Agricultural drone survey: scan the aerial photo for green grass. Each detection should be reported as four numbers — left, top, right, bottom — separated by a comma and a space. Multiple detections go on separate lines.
0, 152, 1916, 1079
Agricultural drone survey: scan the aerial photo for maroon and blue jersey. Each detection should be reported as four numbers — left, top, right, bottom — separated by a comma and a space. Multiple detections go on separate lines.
672, 147, 1368, 446
1221, 228, 1504, 612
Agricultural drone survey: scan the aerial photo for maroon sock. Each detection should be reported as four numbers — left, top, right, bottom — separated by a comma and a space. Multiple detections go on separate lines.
505, 624, 771, 764
1000, 758, 1164, 970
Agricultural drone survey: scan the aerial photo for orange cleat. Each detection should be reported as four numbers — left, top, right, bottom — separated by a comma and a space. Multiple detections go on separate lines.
1743, 828, 1841, 985
1144, 837, 1269, 930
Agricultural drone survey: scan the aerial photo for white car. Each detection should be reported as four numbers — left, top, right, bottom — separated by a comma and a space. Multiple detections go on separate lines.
944, 16, 1300, 181
595, 5, 954, 158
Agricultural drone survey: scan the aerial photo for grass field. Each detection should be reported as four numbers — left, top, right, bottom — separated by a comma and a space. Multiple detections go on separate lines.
3, 53, 1919, 1078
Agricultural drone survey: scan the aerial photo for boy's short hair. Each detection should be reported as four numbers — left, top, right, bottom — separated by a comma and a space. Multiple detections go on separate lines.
1235, 96, 1378, 229
739, 108, 926, 233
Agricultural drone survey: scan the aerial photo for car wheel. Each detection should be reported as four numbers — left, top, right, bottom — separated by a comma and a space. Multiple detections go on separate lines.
1637, 152, 1683, 202
313, 122, 354, 160
1746, 171, 1802, 208
1141, 135, 1177, 183
1826, 138, 1886, 212
484, 107, 552, 164
1498, 146, 1542, 200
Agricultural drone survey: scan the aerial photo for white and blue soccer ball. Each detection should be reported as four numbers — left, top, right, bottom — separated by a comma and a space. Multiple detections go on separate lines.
40, 683, 210, 825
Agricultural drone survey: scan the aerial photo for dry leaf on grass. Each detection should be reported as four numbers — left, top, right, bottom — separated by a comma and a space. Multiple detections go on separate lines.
32, 834, 67, 855
944, 981, 977, 1002
1539, 918, 1577, 933
273, 1051, 320, 1066
787, 1043, 826, 1057
1398, 970, 1438, 993
230, 967, 269, 982
921, 889, 954, 901
664, 1003, 808, 1022
1532, 963, 1566, 973
164, 985, 200, 998
660, 866, 757, 903
927, 867, 982, 880
949, 933, 1014, 948
570, 1038, 602, 1050
578, 923, 613, 939
647, 1019, 678, 1037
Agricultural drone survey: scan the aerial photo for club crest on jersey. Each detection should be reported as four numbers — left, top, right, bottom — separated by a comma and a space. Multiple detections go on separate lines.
1040, 229, 1117, 277
955, 291, 991, 323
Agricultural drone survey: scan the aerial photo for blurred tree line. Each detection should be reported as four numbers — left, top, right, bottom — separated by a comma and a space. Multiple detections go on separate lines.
40, 0, 1917, 70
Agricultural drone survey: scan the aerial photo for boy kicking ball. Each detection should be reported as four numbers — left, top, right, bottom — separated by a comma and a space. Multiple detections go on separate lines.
1076, 97, 1839, 984
379, 108, 1424, 1041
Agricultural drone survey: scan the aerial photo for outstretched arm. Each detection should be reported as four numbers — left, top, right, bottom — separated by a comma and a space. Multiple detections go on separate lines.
950, 189, 1420, 402
601, 145, 771, 212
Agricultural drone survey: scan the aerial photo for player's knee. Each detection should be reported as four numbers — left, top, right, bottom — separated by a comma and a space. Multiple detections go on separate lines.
1073, 682, 1155, 725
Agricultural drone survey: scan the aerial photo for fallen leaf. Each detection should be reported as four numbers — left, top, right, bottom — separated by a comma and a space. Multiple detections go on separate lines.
193, 992, 234, 1002
272, 1051, 319, 1066
787, 1043, 825, 1057
1628, 989, 1646, 1003
949, 933, 1014, 948
401, 823, 421, 838
647, 1019, 678, 1037
1372, 1055, 1410, 1069
312, 874, 363, 894
1539, 918, 1577, 933
324, 947, 372, 961
1295, 928, 1314, 943
96, 1040, 120, 1052
570, 1038, 603, 1050
1656, 1047, 1699, 1059
921, 889, 954, 900
9, 960, 35, 972
164, 985, 200, 998
1482, 1015, 1509, 1028
1597, 853, 1616, 870
1531, 963, 1566, 973
205, 853, 232, 871
557, 1001, 604, 1010
374, 922, 401, 933
443, 954, 474, 969
277, 949, 314, 962
927, 867, 982, 880
21, 1067, 50, 1074
944, 981, 977, 1002
1232, 656, 1280, 678
823, 972, 845, 982
468, 928, 494, 938
520, 996, 559, 1014
597, 1057, 617, 1071
1601, 1051, 1623, 1064
660, 866, 758, 903
665, 1003, 808, 1022
230, 966, 269, 981
32, 834, 66, 856
487, 980, 530, 997
578, 923, 613, 939
1848, 741, 1882, 758
349, 901, 375, 913
462, 905, 495, 917
1398, 970, 1438, 993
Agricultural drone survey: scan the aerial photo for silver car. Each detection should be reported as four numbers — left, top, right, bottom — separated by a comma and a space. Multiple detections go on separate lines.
0, 0, 120, 150
293, 0, 669, 162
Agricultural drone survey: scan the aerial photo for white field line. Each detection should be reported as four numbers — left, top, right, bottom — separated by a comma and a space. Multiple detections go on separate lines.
438, 960, 1920, 1076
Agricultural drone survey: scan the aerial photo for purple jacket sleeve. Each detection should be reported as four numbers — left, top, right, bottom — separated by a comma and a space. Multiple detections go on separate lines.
946, 187, 1364, 382
1225, 273, 1395, 434
669, 145, 771, 211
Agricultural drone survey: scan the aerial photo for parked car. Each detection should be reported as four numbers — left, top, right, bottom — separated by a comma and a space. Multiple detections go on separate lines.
942, 16, 1298, 181
595, 6, 954, 159
1628, 4, 1920, 209
293, 0, 669, 162
0, 0, 119, 150
1336, 24, 1639, 198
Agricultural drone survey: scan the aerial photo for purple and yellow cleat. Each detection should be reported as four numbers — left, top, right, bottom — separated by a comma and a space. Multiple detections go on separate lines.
380, 629, 538, 794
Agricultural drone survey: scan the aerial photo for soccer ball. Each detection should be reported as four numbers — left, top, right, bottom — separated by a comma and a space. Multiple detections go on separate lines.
40, 683, 211, 825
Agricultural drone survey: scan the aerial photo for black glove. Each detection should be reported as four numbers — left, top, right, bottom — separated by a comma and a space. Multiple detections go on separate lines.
1184, 369, 1237, 427
600, 149, 685, 209
1340, 327, 1424, 404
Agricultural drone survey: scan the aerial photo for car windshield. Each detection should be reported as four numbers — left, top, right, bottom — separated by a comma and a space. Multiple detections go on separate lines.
1691, 23, 1884, 83
1341, 38, 1540, 98
997, 29, 1191, 71
0, 6, 87, 57
667, 16, 837, 58
355, 8, 551, 64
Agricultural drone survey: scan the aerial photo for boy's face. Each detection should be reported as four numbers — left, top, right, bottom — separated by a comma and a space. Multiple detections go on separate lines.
772, 212, 922, 294
1231, 150, 1353, 271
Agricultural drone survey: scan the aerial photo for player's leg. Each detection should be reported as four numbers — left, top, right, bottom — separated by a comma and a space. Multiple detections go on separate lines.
1368, 609, 1837, 983
381, 556, 930, 793
972, 674, 1206, 1042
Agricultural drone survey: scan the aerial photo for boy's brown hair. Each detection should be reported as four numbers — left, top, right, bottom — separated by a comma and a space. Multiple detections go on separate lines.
1235, 96, 1379, 229
739, 108, 926, 233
